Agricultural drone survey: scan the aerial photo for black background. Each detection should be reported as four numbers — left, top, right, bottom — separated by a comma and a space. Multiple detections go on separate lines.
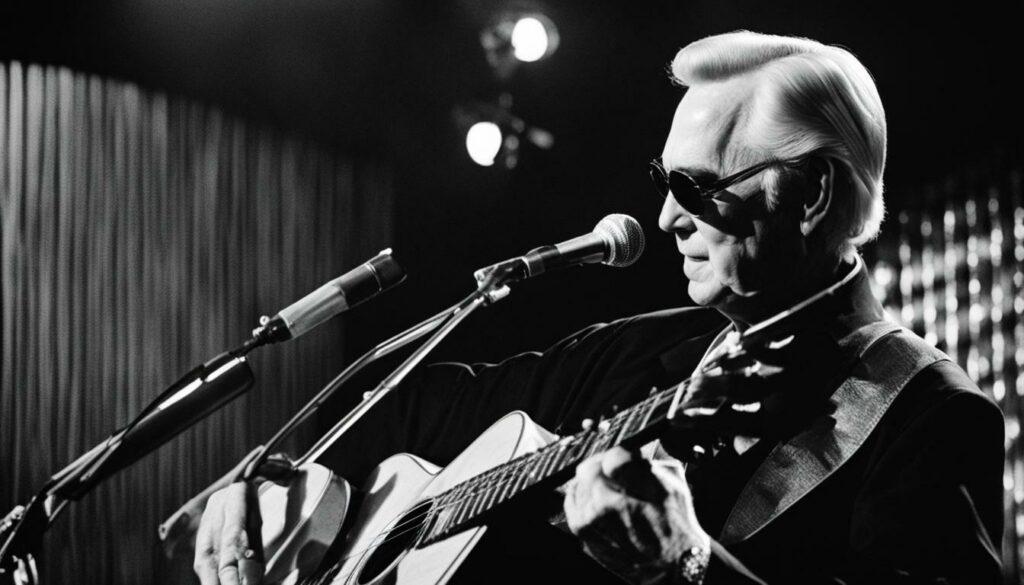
3, 0, 1020, 362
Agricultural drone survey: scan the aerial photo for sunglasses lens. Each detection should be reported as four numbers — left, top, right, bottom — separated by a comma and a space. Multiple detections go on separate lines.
668, 171, 703, 214
648, 163, 670, 198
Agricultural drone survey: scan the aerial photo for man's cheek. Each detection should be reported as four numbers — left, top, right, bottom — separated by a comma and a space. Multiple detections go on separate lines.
708, 248, 754, 296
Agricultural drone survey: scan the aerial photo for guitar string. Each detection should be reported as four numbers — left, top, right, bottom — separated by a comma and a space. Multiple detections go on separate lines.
355, 390, 675, 551
306, 424, 647, 581
423, 390, 673, 517
425, 386, 675, 508
311, 506, 436, 578
307, 387, 682, 579
309, 410, 663, 578
307, 437, 608, 577
306, 326, 789, 581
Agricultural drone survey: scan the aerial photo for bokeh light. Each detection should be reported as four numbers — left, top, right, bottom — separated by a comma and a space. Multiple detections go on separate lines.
511, 17, 549, 62
465, 121, 503, 166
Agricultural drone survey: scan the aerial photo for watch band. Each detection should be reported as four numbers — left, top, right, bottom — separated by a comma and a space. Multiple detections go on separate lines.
677, 543, 711, 584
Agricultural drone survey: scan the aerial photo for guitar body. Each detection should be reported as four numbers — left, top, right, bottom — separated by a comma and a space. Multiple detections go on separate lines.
257, 463, 352, 584
261, 411, 559, 585
249, 268, 827, 585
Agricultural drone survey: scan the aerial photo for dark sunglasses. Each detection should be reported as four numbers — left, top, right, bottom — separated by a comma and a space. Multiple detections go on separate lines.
649, 157, 805, 216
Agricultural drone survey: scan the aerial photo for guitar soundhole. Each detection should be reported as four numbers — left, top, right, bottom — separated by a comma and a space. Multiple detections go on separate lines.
356, 501, 431, 584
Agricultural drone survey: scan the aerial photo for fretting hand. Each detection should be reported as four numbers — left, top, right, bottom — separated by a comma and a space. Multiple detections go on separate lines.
666, 329, 843, 456
564, 447, 710, 584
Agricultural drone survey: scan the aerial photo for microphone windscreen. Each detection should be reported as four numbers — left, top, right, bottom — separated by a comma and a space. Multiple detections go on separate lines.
595, 214, 645, 267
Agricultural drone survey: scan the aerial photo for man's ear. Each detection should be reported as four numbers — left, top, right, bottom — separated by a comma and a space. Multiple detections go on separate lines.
801, 157, 834, 236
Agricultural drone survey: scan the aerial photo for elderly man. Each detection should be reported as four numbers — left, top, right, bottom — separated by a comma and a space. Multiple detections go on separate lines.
194, 31, 1004, 584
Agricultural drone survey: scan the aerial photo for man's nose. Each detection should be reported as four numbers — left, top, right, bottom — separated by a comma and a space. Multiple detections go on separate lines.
658, 193, 696, 234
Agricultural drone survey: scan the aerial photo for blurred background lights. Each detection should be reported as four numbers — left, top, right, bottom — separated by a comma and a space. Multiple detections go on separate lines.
464, 4, 559, 169
481, 7, 560, 79
466, 121, 503, 166
511, 17, 549, 62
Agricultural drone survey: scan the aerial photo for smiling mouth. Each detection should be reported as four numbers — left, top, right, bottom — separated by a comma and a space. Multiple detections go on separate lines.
676, 235, 708, 259
683, 255, 711, 280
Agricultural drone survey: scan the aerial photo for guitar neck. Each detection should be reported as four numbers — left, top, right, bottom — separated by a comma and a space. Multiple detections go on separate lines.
417, 383, 681, 546
414, 260, 863, 548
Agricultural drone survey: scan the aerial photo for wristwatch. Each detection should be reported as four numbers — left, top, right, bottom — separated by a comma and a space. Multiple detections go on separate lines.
677, 543, 711, 584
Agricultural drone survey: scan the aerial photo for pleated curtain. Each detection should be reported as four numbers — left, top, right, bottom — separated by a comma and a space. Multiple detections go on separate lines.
0, 61, 394, 583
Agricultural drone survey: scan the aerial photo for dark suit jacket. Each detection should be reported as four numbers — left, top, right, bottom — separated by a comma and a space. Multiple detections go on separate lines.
321, 265, 1004, 584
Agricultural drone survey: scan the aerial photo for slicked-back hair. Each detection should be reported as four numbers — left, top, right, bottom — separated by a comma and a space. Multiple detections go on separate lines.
672, 31, 887, 256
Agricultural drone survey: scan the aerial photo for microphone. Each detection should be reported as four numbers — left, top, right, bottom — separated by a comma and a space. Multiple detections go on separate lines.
50, 351, 256, 500
48, 250, 405, 498
475, 214, 645, 284
255, 248, 406, 345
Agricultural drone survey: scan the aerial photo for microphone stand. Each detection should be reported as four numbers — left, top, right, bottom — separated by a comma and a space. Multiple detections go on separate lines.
0, 342, 259, 585
1, 249, 409, 583
297, 275, 511, 465
157, 267, 516, 554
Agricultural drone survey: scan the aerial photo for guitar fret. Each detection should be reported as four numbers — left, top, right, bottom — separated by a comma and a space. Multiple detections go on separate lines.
614, 406, 638, 445
524, 454, 540, 491
426, 501, 448, 541
513, 455, 535, 493
508, 457, 530, 496
638, 394, 659, 432
578, 431, 599, 460
468, 491, 487, 520
588, 430, 607, 457
423, 384, 698, 546
447, 495, 467, 529
539, 442, 562, 480
494, 465, 516, 504
482, 472, 502, 510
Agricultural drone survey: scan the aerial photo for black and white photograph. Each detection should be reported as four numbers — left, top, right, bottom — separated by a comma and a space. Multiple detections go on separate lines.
1, 1, 1021, 583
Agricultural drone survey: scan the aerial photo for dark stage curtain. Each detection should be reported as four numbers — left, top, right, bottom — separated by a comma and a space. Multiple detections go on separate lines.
0, 61, 394, 583
869, 158, 1023, 583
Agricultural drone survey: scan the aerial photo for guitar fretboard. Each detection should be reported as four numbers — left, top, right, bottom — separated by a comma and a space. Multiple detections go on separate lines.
416, 382, 683, 546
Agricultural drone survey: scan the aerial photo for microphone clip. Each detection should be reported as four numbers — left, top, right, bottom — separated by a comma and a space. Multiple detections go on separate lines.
472, 260, 522, 304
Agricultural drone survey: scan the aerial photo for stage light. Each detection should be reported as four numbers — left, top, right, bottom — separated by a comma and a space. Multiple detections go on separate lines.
466, 121, 503, 166
481, 7, 559, 78
511, 17, 549, 62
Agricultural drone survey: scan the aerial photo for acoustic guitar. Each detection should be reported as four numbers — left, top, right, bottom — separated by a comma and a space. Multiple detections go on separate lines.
252, 261, 859, 585
259, 386, 691, 585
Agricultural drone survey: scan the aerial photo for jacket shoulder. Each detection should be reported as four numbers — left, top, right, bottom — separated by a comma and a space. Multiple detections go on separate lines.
605, 306, 729, 341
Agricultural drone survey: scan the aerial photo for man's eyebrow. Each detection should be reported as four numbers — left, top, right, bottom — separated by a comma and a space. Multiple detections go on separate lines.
671, 164, 719, 181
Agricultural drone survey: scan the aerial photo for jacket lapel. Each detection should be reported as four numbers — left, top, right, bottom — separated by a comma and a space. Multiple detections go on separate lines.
718, 323, 947, 544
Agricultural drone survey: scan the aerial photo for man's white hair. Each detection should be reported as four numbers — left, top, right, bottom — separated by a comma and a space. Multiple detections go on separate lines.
672, 31, 887, 255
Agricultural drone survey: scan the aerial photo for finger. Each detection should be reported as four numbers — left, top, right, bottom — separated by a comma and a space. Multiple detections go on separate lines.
194, 490, 226, 585
238, 557, 263, 585
239, 482, 265, 584
583, 481, 659, 559
597, 447, 639, 482
574, 452, 604, 484
566, 461, 624, 534
649, 458, 686, 482
600, 449, 668, 504
678, 406, 766, 437
648, 464, 701, 542
740, 342, 796, 367
217, 483, 253, 585
218, 565, 241, 585
575, 475, 632, 546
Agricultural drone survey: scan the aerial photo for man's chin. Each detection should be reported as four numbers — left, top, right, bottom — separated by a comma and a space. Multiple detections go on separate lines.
686, 280, 729, 308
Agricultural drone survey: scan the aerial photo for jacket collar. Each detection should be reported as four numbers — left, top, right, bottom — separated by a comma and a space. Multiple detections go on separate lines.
717, 257, 907, 543
658, 255, 904, 544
